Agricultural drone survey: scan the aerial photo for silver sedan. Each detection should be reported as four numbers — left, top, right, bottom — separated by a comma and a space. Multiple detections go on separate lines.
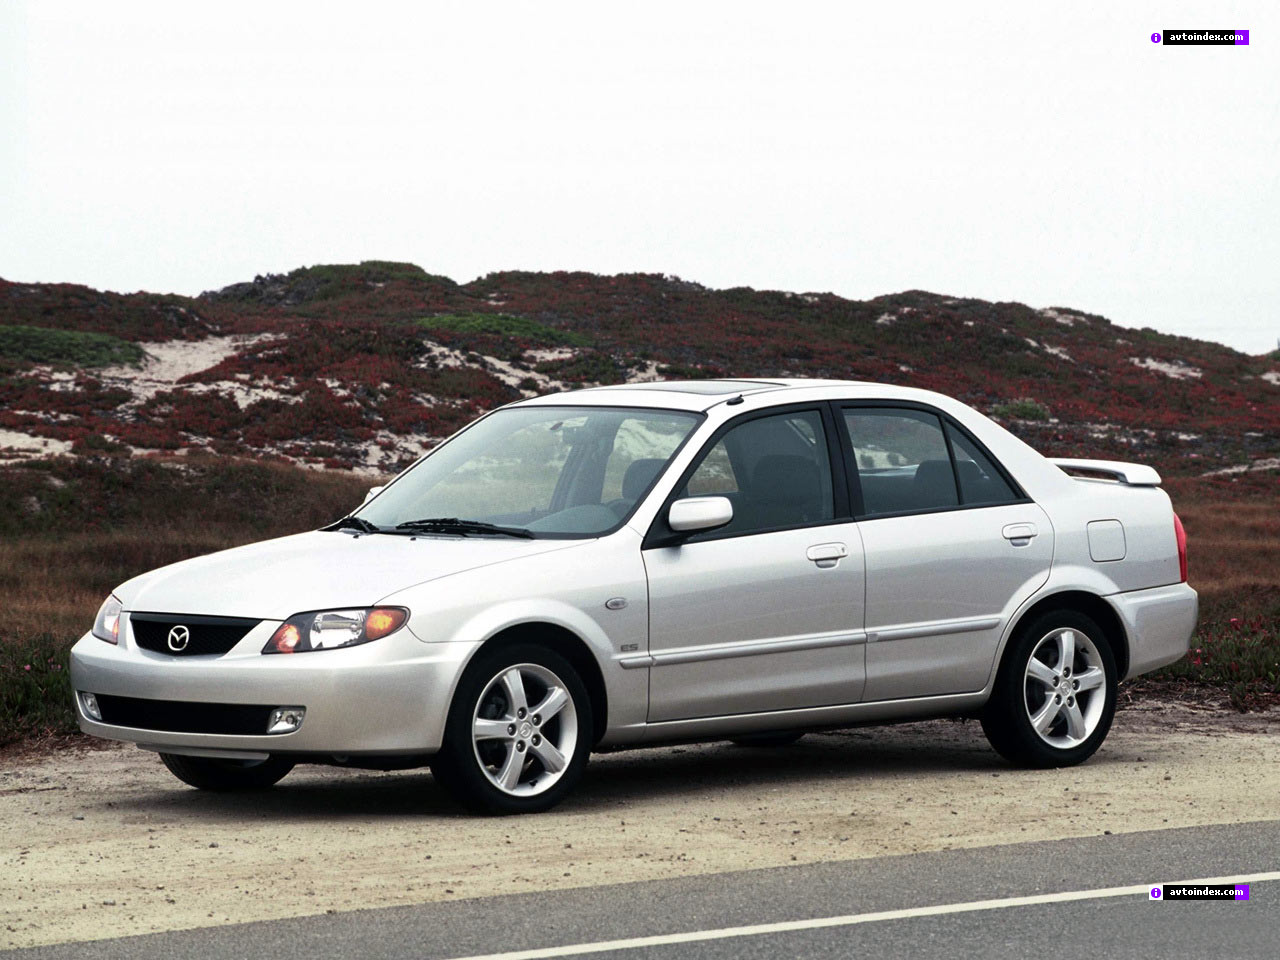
71, 379, 1197, 813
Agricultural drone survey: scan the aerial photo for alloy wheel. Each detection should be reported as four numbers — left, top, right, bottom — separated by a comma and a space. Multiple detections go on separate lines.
1022, 627, 1107, 749
470, 662, 579, 797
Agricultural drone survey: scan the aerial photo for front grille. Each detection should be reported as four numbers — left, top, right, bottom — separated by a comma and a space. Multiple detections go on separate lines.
95, 694, 276, 735
130, 613, 260, 657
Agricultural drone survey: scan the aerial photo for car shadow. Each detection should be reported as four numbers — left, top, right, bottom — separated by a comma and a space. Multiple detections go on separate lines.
92, 719, 1139, 820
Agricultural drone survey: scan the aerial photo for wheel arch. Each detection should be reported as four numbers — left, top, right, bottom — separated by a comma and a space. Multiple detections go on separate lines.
1003, 590, 1130, 680
471, 622, 610, 745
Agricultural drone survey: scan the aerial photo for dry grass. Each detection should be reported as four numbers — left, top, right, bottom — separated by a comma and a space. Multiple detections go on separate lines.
1176, 497, 1280, 622
0, 457, 371, 741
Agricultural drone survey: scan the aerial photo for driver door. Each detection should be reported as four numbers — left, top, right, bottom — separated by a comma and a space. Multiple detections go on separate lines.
642, 406, 867, 722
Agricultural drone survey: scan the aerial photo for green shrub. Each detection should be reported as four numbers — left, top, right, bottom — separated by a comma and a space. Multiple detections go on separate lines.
419, 313, 590, 347
1156, 616, 1280, 711
0, 634, 75, 744
0, 324, 144, 370
991, 397, 1050, 421
534, 350, 628, 384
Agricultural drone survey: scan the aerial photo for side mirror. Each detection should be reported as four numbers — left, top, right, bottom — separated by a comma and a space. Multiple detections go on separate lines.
668, 496, 733, 533
363, 485, 386, 504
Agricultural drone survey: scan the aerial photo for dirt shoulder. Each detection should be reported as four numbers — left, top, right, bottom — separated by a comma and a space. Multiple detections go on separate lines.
4, 700, 1279, 951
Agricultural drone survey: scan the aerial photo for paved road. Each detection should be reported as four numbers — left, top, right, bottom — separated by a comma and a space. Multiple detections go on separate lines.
8, 820, 1277, 959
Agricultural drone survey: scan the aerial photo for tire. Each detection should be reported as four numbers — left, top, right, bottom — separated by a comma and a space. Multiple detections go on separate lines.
159, 753, 295, 791
431, 643, 593, 815
981, 609, 1117, 768
730, 731, 805, 748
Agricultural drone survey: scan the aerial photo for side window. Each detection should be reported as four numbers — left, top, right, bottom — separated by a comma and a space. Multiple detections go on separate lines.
843, 409, 958, 517
600, 415, 697, 506
946, 424, 1019, 506
684, 440, 739, 495
680, 409, 834, 536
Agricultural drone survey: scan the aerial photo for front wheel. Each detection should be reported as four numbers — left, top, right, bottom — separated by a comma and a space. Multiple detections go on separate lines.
981, 610, 1117, 768
159, 753, 295, 791
431, 644, 593, 814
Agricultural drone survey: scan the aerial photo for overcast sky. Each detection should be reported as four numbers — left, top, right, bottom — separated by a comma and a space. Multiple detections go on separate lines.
2, 1, 1276, 353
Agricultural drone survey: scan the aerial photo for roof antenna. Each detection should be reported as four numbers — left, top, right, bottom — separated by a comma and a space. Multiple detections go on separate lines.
726, 394, 744, 406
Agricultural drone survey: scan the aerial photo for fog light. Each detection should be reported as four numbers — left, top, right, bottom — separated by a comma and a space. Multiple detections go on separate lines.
79, 692, 102, 721
266, 706, 305, 735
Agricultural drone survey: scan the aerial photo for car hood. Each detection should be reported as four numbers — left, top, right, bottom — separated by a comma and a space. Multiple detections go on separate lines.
114, 530, 584, 621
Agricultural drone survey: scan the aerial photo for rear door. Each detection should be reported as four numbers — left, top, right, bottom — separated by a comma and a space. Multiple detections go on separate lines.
838, 405, 1053, 701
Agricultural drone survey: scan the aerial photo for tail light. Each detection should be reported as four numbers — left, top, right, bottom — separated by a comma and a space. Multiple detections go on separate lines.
1173, 512, 1188, 582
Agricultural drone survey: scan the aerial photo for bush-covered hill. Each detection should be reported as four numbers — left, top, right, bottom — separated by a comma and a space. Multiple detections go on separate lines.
2, 263, 1277, 476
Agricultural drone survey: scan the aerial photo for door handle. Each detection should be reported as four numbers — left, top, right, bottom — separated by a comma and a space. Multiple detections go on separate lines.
1002, 522, 1038, 546
806, 542, 847, 568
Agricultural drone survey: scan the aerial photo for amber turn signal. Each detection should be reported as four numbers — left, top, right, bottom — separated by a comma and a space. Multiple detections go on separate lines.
365, 607, 408, 640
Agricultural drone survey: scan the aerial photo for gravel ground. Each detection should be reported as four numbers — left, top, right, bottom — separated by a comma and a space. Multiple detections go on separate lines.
3, 700, 1278, 951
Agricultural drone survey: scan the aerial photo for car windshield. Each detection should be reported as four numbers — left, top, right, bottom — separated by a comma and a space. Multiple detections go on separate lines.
356, 405, 702, 537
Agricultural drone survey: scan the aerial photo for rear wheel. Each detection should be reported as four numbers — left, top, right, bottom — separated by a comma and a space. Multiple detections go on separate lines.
159, 753, 295, 791
431, 644, 592, 815
981, 610, 1117, 768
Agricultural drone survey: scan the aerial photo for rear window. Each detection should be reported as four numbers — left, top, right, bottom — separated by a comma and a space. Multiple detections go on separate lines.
946, 423, 1019, 506
844, 409, 958, 517
842, 407, 1021, 517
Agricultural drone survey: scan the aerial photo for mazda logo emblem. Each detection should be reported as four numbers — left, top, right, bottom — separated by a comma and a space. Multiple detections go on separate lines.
167, 625, 191, 652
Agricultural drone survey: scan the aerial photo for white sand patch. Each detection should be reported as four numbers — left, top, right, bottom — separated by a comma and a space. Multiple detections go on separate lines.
99, 334, 273, 388
0, 430, 74, 464
419, 340, 570, 396
207, 381, 302, 410
73, 333, 289, 409
23, 334, 297, 413
626, 361, 664, 384
1039, 308, 1079, 327
964, 320, 975, 327
320, 378, 355, 401
1261, 371, 1280, 386
801, 294, 820, 304
358, 431, 438, 473
526, 347, 577, 364
9, 409, 77, 423
1024, 337, 1040, 349
1130, 357, 1202, 380
1044, 344, 1073, 362
1202, 458, 1280, 477
39, 371, 79, 393
875, 313, 895, 326
898, 364, 913, 372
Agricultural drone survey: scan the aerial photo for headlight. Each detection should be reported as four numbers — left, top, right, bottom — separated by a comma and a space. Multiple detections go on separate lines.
92, 595, 123, 644
262, 607, 408, 654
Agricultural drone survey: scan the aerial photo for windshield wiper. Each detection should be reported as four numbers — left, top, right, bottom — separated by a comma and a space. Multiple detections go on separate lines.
325, 515, 382, 534
394, 517, 534, 539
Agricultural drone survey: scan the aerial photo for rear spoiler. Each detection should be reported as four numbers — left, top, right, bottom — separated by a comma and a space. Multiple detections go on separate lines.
1049, 458, 1162, 486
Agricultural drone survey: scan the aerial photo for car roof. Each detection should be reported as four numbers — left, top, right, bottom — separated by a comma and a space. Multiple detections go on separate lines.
512, 378, 936, 413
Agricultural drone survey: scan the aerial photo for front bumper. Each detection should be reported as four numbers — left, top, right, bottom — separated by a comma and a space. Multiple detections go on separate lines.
69, 616, 478, 756
1107, 581, 1199, 679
